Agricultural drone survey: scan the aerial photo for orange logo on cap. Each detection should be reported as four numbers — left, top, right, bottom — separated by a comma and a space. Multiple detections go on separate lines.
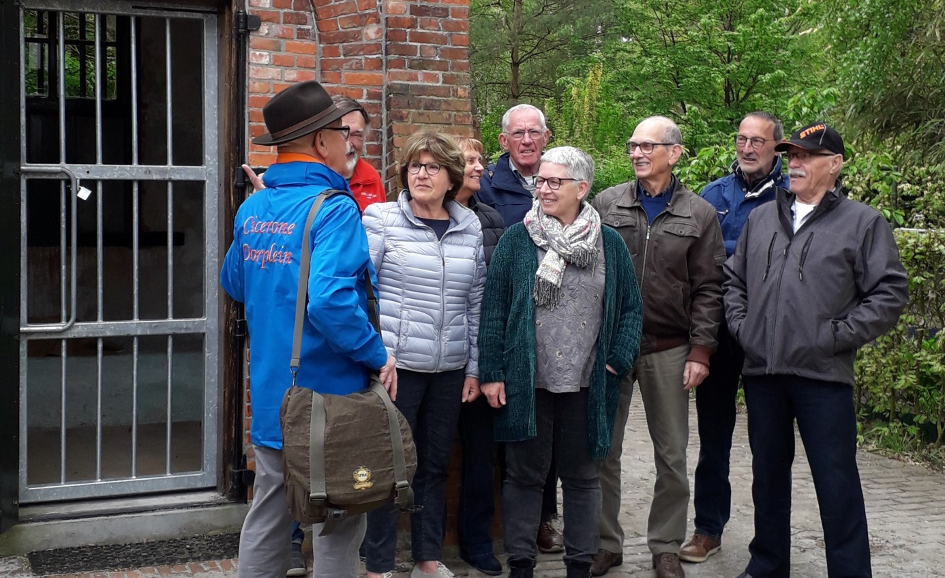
799, 124, 826, 139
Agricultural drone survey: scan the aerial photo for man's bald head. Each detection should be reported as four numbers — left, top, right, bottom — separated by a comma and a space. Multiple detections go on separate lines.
636, 116, 682, 145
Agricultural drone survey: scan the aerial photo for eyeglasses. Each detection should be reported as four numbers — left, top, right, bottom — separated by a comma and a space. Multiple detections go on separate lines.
505, 129, 545, 142
735, 135, 770, 149
407, 161, 442, 176
320, 126, 351, 140
535, 176, 580, 190
626, 141, 674, 155
786, 151, 835, 163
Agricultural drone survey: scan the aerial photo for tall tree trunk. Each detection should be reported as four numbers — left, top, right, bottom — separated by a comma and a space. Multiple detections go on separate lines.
510, 0, 523, 99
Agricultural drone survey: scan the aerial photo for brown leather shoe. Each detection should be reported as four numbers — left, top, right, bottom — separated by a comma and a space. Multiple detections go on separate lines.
679, 532, 721, 563
590, 549, 622, 576
536, 521, 564, 553
652, 553, 685, 578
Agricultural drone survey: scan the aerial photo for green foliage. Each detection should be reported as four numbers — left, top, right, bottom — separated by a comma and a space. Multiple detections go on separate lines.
856, 230, 945, 465
470, 0, 613, 108
825, 0, 945, 163
472, 0, 945, 468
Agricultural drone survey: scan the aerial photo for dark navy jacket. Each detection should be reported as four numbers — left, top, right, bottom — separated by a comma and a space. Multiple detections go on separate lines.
469, 196, 505, 266
700, 157, 789, 257
475, 152, 534, 226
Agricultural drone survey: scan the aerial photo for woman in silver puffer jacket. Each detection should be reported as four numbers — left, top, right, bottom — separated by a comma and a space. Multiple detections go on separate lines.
361, 131, 486, 578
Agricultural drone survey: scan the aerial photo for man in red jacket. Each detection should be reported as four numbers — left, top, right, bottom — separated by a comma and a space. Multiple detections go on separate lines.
332, 95, 387, 210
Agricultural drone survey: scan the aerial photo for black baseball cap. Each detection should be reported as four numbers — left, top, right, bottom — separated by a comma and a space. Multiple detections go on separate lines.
775, 122, 845, 158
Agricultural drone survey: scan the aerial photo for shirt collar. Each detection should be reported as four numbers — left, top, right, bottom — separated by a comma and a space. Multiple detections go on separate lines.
275, 152, 324, 165
637, 174, 677, 198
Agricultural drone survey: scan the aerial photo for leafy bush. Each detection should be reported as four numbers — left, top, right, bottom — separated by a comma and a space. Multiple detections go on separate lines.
855, 229, 945, 465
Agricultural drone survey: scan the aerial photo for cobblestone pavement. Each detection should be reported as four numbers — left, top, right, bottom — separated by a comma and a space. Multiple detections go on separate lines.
4, 395, 945, 578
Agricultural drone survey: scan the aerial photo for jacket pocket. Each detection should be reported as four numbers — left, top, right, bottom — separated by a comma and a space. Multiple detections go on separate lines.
601, 212, 639, 254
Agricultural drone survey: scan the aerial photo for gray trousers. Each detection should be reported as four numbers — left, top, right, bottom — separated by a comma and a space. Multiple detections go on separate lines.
598, 345, 690, 555
238, 446, 367, 578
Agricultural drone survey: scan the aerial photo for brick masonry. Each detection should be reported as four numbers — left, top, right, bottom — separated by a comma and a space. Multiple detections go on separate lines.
245, 0, 474, 191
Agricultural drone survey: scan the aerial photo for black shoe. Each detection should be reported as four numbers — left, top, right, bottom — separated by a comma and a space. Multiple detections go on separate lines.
461, 552, 502, 576
735, 573, 755, 578
508, 559, 535, 578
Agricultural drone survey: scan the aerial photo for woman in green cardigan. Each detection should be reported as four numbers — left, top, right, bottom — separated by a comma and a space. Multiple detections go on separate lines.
479, 146, 643, 578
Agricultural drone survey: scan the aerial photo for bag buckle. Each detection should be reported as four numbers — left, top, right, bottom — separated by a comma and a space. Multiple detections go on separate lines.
309, 491, 327, 506
394, 480, 409, 504
326, 508, 347, 519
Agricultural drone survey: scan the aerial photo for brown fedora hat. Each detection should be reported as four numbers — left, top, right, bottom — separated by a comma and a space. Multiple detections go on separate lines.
254, 81, 356, 146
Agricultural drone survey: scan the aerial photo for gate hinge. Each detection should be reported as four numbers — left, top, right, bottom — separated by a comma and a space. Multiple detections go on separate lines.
232, 318, 247, 338
232, 468, 255, 490
234, 10, 261, 35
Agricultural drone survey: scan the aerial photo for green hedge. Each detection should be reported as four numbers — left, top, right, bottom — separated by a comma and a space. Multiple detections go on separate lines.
855, 229, 945, 463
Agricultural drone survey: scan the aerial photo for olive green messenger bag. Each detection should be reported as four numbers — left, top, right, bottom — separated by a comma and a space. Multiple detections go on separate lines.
279, 189, 417, 533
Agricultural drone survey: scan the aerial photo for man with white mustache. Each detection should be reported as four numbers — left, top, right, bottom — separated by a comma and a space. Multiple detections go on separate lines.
680, 112, 789, 565
331, 95, 387, 211
591, 116, 725, 578
724, 123, 908, 578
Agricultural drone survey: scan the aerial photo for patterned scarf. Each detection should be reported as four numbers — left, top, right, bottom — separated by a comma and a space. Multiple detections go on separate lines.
523, 198, 602, 308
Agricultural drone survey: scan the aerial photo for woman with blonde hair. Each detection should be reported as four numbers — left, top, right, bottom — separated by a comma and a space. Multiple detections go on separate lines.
451, 135, 505, 575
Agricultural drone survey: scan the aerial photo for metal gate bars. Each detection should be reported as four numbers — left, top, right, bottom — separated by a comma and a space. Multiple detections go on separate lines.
18, 0, 220, 503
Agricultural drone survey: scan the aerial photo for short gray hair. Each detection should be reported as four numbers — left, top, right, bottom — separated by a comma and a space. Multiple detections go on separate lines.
501, 104, 548, 133
541, 146, 595, 190
742, 111, 783, 141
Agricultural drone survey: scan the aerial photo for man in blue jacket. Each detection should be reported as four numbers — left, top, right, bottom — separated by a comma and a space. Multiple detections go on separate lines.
475, 104, 550, 226
221, 80, 397, 578
680, 112, 788, 564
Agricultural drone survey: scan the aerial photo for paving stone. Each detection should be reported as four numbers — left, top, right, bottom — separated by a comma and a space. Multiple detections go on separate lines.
5, 397, 944, 577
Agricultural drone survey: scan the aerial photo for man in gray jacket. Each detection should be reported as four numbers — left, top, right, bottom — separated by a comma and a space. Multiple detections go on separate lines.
724, 123, 909, 578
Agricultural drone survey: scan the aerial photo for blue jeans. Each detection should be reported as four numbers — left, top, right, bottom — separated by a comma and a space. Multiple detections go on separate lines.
744, 375, 871, 578
503, 388, 601, 569
692, 323, 743, 539
363, 369, 464, 573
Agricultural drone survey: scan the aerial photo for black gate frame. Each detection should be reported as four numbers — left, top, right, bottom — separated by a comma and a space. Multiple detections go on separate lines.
0, 0, 22, 534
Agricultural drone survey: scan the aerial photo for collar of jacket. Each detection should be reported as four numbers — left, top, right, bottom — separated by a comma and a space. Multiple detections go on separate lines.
616, 176, 694, 217
486, 152, 536, 196
730, 156, 786, 197
397, 189, 478, 232
775, 180, 845, 238
261, 157, 350, 191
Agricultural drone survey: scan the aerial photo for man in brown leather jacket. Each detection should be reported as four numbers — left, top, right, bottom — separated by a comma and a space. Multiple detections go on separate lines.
590, 116, 725, 578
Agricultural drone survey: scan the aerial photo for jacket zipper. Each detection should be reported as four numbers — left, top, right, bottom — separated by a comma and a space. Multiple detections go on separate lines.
762, 232, 778, 282
768, 235, 795, 372
433, 226, 449, 373
798, 233, 814, 281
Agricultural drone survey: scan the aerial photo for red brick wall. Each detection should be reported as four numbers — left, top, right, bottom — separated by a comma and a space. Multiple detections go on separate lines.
245, 0, 474, 193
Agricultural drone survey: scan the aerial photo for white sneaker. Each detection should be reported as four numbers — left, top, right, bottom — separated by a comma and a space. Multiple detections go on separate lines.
410, 561, 455, 578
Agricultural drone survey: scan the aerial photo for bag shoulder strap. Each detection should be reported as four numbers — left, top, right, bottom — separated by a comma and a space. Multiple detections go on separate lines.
290, 189, 379, 379
293, 189, 411, 513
